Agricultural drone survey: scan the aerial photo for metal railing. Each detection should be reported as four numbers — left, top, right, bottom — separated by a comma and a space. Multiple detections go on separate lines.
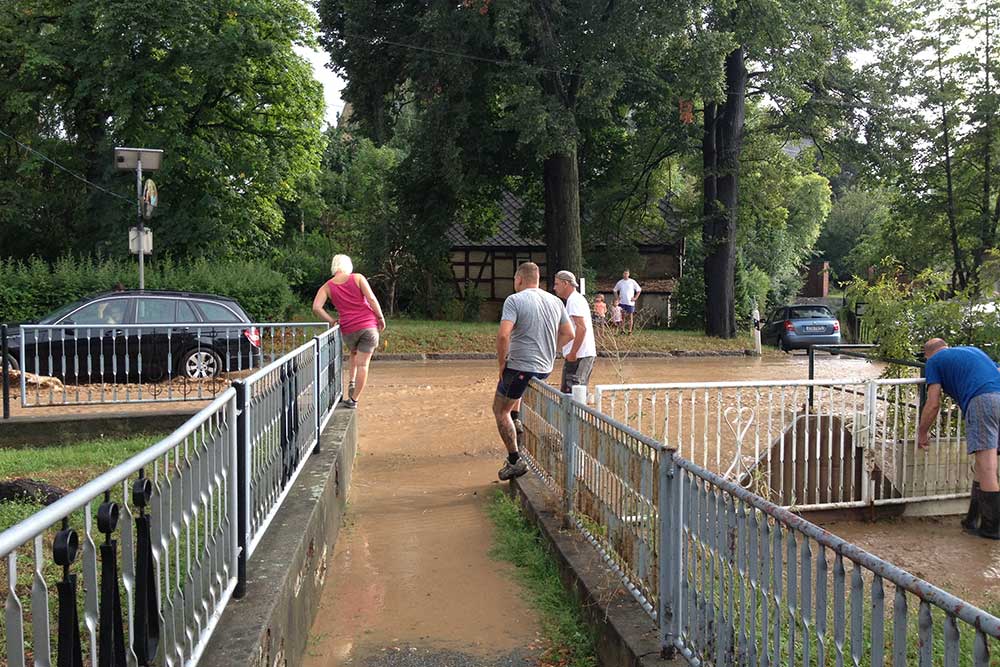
662, 453, 1000, 665
1, 325, 343, 666
10, 322, 327, 408
0, 391, 239, 667
523, 379, 1000, 665
594, 378, 973, 511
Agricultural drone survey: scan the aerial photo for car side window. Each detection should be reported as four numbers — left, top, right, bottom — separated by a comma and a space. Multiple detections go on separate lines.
176, 300, 200, 323
196, 302, 241, 323
767, 308, 783, 323
67, 299, 130, 326
136, 298, 175, 324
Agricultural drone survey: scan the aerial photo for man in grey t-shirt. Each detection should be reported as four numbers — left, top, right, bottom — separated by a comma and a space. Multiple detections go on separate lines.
494, 262, 574, 481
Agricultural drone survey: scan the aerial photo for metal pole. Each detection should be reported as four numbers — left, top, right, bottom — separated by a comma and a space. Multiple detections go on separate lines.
234, 381, 248, 598
136, 159, 144, 289
808, 347, 815, 408
658, 448, 681, 658
562, 392, 578, 529
2, 324, 10, 419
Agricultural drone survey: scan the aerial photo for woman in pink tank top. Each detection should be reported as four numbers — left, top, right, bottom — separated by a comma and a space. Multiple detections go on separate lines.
312, 254, 386, 408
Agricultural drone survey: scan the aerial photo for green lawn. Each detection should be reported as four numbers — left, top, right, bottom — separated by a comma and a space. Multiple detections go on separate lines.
0, 434, 162, 530
378, 318, 760, 355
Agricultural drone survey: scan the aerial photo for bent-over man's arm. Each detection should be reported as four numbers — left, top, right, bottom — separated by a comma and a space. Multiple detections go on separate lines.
918, 384, 942, 449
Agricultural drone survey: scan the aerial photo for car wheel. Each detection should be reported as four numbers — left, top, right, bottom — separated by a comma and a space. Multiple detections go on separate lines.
180, 348, 222, 379
778, 336, 790, 353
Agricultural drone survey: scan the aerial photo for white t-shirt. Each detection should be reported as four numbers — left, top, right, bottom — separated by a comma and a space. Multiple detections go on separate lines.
614, 278, 641, 306
562, 290, 597, 359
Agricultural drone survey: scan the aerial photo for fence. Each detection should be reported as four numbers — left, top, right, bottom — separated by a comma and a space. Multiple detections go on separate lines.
4, 322, 328, 409
521, 379, 1000, 666
0, 326, 343, 667
594, 378, 972, 511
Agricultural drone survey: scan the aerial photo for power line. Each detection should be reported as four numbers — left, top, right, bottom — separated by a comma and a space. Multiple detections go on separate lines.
0, 127, 132, 205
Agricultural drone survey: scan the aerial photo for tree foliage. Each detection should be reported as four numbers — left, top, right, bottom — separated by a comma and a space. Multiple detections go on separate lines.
0, 0, 325, 260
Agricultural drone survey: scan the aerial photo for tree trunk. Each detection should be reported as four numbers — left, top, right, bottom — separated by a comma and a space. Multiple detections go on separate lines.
702, 47, 747, 339
975, 6, 995, 291
543, 146, 583, 287
937, 38, 968, 291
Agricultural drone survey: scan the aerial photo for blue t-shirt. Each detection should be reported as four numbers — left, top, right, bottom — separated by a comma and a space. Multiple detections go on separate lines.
925, 347, 1000, 412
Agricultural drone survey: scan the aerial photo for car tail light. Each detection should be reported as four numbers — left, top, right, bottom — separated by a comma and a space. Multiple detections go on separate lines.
833, 320, 840, 332
784, 320, 795, 332
243, 327, 261, 348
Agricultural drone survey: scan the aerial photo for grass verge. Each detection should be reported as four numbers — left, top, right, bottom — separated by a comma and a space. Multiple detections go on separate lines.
0, 434, 162, 531
487, 489, 597, 667
377, 319, 759, 355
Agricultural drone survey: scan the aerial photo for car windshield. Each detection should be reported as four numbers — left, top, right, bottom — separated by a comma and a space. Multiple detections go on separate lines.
38, 299, 90, 324
788, 306, 832, 319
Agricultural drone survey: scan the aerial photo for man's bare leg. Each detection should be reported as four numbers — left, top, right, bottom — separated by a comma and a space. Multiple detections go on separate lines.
493, 393, 518, 454
975, 448, 1000, 539
976, 449, 999, 492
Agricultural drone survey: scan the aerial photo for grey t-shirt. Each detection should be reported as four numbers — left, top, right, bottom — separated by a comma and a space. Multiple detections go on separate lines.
501, 288, 570, 374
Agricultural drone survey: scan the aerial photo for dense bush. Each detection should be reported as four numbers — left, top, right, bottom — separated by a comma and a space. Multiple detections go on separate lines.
0, 256, 295, 323
847, 267, 1000, 368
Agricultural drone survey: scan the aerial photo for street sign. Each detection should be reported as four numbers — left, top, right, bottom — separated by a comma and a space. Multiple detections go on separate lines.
129, 227, 152, 256
142, 179, 158, 220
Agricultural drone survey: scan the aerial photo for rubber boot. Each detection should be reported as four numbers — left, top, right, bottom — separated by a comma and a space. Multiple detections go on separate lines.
976, 490, 1000, 540
962, 481, 981, 533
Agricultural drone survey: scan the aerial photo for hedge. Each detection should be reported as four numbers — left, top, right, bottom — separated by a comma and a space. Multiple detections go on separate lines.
0, 256, 296, 323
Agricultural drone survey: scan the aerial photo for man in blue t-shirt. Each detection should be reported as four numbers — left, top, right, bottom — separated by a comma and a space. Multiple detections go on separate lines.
919, 338, 1000, 539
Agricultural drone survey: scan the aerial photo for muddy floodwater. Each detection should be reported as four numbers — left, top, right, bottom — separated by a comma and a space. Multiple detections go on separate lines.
303, 354, 999, 666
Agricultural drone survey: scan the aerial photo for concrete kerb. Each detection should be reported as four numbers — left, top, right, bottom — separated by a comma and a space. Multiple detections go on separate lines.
507, 474, 687, 667
0, 409, 198, 447
201, 406, 358, 667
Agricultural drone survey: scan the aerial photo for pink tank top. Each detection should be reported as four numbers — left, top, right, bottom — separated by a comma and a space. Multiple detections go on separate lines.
326, 275, 378, 334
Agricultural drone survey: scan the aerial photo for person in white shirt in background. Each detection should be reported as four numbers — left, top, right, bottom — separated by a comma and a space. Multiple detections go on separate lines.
552, 270, 597, 393
613, 269, 642, 334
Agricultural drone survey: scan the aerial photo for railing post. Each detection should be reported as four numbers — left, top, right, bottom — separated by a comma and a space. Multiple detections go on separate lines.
561, 392, 577, 529
234, 380, 248, 599
862, 381, 877, 507
313, 336, 321, 452
2, 323, 10, 419
659, 448, 681, 658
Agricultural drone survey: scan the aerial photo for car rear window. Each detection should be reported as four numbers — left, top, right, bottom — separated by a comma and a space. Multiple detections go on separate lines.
789, 306, 833, 319
196, 301, 242, 323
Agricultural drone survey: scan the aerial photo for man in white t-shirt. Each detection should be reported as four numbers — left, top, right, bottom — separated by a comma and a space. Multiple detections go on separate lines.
553, 270, 597, 393
613, 269, 642, 334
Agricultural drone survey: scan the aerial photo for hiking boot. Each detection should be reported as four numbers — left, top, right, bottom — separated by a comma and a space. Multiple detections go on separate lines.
514, 418, 525, 449
498, 458, 528, 481
341, 398, 358, 409
977, 490, 1000, 540
962, 481, 981, 533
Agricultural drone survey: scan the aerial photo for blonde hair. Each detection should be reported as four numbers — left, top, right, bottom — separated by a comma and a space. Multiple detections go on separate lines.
595, 294, 605, 302
330, 254, 354, 275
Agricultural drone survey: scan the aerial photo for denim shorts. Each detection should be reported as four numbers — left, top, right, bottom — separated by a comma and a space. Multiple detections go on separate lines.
964, 392, 1000, 454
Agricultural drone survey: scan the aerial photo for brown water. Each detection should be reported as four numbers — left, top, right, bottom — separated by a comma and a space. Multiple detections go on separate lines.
303, 354, 886, 665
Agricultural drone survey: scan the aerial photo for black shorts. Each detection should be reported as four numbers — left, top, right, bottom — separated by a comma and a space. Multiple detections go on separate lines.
496, 368, 550, 400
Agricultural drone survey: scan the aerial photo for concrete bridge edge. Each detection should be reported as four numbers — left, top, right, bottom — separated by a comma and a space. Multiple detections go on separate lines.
508, 475, 688, 667
202, 407, 358, 667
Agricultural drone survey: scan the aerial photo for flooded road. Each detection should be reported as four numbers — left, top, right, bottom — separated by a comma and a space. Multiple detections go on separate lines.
303, 354, 920, 666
